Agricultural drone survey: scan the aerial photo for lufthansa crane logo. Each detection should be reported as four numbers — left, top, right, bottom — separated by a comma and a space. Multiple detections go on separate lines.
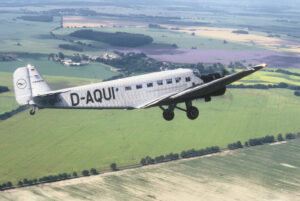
16, 79, 27, 89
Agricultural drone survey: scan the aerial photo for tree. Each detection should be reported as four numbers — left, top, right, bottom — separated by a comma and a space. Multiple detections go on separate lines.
277, 134, 284, 141
58, 52, 65, 59
286, 133, 296, 140
6, 181, 12, 187
90, 168, 97, 175
110, 163, 118, 171
140, 158, 147, 166
82, 170, 90, 176
72, 172, 78, 177
18, 181, 23, 186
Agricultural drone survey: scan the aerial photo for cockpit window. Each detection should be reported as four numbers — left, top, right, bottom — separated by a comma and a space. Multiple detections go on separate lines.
193, 69, 200, 78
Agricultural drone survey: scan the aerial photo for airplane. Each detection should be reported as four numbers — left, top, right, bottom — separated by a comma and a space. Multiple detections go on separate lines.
13, 63, 267, 121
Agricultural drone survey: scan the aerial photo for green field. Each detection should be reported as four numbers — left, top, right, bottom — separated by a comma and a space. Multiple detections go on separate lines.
233, 69, 300, 86
0, 140, 299, 201
1, 82, 300, 184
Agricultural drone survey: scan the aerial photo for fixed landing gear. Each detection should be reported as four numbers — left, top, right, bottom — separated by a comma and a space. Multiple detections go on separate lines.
185, 101, 199, 120
161, 104, 175, 121
160, 101, 199, 121
186, 106, 199, 120
163, 110, 174, 121
29, 106, 36, 115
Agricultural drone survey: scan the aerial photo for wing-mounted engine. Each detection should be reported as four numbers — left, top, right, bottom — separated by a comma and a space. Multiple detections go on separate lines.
201, 73, 226, 98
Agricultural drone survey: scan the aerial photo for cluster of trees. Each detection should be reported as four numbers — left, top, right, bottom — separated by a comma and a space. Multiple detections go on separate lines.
294, 91, 300, 96
181, 146, 220, 158
148, 24, 166, 29
0, 54, 16, 62
0, 182, 12, 191
227, 141, 243, 150
70, 30, 153, 47
246, 135, 275, 146
18, 15, 53, 22
0, 86, 9, 93
232, 30, 249, 34
276, 69, 300, 77
98, 52, 163, 75
59, 44, 83, 52
81, 168, 98, 176
140, 153, 179, 166
0, 106, 28, 121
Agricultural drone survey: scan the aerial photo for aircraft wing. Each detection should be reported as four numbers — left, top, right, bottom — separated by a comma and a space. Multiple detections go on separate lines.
171, 64, 267, 99
135, 92, 177, 109
139, 64, 266, 108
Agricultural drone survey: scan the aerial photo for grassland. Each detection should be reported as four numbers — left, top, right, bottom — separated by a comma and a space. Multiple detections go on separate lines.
0, 140, 299, 201
1, 83, 300, 184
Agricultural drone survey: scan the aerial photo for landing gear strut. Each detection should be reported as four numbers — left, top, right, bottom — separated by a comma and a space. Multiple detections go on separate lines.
29, 106, 36, 115
185, 101, 199, 120
160, 101, 199, 121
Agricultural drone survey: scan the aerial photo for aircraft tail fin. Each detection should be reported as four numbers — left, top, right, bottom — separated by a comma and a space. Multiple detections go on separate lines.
13, 64, 51, 105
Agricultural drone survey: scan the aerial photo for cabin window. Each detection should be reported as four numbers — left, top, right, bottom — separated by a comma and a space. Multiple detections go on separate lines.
175, 77, 181, 83
166, 78, 172, 84
185, 77, 191, 82
157, 80, 163, 86
136, 84, 143, 89
125, 86, 132, 91
147, 83, 153, 88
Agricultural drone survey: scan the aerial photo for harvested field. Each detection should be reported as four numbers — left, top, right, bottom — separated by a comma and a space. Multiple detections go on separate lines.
0, 140, 299, 201
63, 16, 147, 28
170, 26, 300, 55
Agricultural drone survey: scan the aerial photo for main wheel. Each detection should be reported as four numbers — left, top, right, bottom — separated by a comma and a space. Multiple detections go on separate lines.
187, 106, 199, 120
29, 109, 35, 115
163, 110, 174, 121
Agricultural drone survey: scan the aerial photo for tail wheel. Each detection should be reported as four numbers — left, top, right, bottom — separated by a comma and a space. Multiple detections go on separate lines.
163, 110, 175, 121
29, 106, 36, 115
187, 106, 199, 120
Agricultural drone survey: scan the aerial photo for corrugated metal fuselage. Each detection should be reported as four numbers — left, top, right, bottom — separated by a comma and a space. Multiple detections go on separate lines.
33, 69, 203, 109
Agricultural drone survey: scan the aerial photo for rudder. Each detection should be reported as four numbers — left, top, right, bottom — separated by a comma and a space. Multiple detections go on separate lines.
13, 66, 32, 105
13, 64, 51, 105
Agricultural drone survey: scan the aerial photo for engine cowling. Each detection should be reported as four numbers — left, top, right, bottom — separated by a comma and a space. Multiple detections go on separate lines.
200, 73, 226, 97
200, 73, 222, 83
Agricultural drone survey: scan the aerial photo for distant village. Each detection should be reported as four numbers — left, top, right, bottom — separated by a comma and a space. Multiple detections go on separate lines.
48, 52, 118, 66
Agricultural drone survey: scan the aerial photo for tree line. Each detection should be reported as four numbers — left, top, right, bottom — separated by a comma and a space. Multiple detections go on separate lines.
17, 15, 53, 22
140, 132, 300, 168
228, 82, 300, 91
70, 30, 153, 47
59, 44, 83, 52
0, 86, 9, 93
0, 106, 28, 121
1, 132, 299, 191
